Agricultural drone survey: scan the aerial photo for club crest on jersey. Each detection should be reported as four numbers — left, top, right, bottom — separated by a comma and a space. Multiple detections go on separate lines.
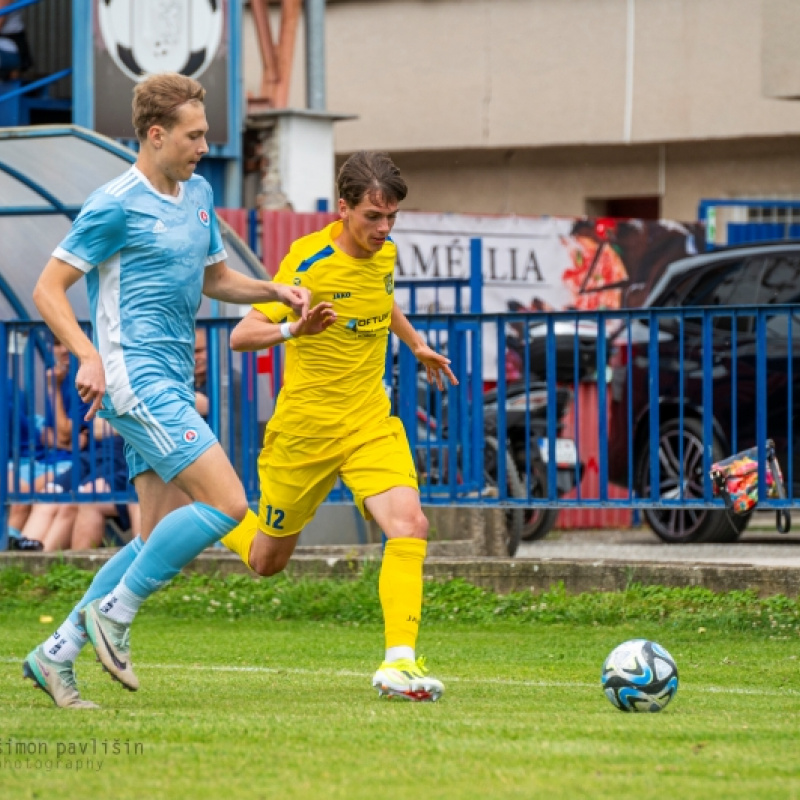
183, 429, 199, 444
197, 208, 211, 227
384, 274, 394, 295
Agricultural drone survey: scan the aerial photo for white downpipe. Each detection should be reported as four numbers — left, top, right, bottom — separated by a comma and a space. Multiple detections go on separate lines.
624, 0, 635, 143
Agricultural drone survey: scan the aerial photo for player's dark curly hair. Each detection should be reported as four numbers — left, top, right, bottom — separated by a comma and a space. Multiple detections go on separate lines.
132, 72, 206, 142
337, 151, 408, 208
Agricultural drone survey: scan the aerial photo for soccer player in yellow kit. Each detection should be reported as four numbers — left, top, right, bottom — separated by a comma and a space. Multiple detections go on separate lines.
222, 151, 457, 701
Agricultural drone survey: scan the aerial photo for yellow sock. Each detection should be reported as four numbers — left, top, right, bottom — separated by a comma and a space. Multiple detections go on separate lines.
220, 509, 260, 569
379, 537, 427, 652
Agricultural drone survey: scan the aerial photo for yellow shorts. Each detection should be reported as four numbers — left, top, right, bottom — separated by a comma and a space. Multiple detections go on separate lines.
256, 416, 418, 537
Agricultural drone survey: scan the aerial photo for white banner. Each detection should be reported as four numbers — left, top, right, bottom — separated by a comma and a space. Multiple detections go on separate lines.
390, 212, 701, 379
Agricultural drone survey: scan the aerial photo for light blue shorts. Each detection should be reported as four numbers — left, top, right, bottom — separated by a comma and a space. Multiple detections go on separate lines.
6, 457, 74, 487
102, 388, 218, 484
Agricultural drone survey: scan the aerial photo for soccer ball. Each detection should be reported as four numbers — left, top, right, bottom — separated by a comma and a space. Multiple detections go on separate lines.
98, 0, 224, 82
601, 639, 679, 713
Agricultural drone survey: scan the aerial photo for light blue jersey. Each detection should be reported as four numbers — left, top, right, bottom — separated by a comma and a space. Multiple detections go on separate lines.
54, 166, 227, 415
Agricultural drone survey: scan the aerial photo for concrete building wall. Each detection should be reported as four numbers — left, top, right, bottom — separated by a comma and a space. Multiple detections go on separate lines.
242, 0, 800, 221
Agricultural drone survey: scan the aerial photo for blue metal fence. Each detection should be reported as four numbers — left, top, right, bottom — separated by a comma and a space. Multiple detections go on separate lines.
4, 304, 799, 547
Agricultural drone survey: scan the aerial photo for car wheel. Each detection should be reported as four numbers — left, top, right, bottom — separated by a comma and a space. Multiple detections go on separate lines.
484, 436, 522, 557
519, 461, 560, 542
635, 417, 745, 543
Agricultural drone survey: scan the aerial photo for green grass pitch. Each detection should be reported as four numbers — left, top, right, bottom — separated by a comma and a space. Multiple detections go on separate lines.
0, 567, 799, 799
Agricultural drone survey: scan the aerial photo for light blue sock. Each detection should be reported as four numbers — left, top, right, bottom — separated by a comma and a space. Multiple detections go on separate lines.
122, 502, 237, 601
65, 536, 144, 630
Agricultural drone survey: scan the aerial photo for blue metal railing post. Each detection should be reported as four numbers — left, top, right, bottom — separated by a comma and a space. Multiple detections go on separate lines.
495, 320, 507, 501
647, 311, 660, 502
596, 315, 609, 502
0, 322, 8, 550
206, 322, 222, 438
248, 209, 260, 257
471, 319, 484, 496
397, 336, 418, 481
545, 315, 557, 501
701, 311, 714, 501
756, 309, 768, 502
447, 316, 459, 499
469, 238, 483, 314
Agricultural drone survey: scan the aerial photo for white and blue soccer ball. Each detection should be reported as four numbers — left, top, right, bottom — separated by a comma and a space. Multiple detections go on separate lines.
601, 639, 679, 713
98, 0, 224, 81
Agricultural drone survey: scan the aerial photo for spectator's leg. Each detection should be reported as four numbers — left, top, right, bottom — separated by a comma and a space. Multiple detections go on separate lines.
20, 503, 60, 544
72, 502, 118, 550
7, 504, 30, 534
41, 504, 79, 552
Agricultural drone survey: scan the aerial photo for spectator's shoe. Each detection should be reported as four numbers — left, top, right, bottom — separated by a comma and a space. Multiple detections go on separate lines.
372, 656, 444, 702
8, 534, 43, 551
23, 646, 99, 709
80, 599, 139, 691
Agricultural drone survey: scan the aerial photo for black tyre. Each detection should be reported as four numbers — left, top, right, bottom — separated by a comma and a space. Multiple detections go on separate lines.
519, 461, 560, 542
484, 436, 522, 557
635, 417, 748, 543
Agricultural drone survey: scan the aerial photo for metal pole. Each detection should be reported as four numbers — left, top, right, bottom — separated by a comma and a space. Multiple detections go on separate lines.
305, 0, 326, 110
72, 0, 93, 129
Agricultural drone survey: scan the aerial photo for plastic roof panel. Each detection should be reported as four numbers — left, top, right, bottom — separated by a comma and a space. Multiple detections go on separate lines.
0, 168, 50, 209
0, 215, 77, 313
0, 125, 265, 320
0, 128, 133, 209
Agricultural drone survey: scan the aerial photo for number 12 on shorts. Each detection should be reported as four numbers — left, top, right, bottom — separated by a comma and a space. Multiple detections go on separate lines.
264, 504, 285, 530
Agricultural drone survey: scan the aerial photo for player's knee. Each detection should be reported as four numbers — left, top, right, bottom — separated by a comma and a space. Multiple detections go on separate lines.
412, 511, 429, 540
388, 510, 428, 540
249, 548, 290, 578
219, 493, 249, 525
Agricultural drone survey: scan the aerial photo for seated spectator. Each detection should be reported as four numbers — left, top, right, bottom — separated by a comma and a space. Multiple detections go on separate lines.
6, 337, 91, 549
20, 426, 139, 551
0, 0, 33, 80
15, 327, 238, 552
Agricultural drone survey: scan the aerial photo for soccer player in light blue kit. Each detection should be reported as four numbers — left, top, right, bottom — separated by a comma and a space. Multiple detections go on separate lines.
22, 72, 309, 708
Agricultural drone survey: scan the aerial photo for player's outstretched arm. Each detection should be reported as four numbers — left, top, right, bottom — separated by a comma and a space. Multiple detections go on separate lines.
33, 257, 106, 420
390, 303, 458, 391
230, 303, 336, 352
203, 261, 311, 320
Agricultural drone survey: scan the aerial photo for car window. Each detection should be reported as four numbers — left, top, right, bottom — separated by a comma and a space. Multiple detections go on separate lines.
742, 255, 800, 305
659, 259, 745, 308
765, 313, 800, 339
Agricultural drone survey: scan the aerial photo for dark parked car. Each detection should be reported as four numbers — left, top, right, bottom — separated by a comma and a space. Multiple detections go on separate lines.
607, 242, 800, 543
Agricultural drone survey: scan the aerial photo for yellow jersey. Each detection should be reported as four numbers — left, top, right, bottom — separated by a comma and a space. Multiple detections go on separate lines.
255, 221, 396, 438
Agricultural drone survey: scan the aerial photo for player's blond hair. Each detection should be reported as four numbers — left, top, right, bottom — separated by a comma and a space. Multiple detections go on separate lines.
337, 151, 408, 208
132, 73, 206, 142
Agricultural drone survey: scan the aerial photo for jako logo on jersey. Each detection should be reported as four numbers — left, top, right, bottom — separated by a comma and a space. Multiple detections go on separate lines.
197, 209, 210, 227
183, 429, 199, 443
152, 220, 167, 234
333, 292, 351, 300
